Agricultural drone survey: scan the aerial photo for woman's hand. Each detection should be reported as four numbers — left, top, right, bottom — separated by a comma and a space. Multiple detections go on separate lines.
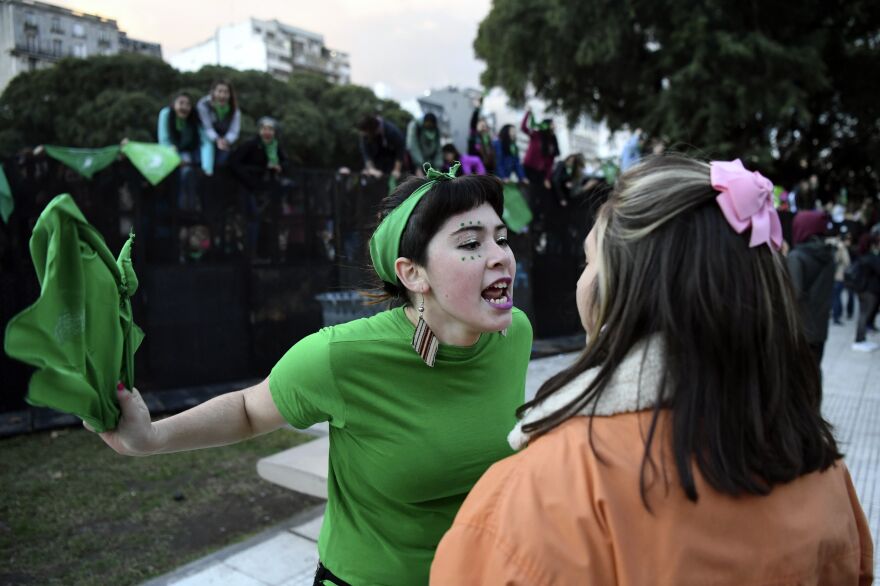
87, 385, 160, 457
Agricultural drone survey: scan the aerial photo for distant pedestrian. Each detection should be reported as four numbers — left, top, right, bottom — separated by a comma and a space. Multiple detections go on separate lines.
356, 114, 405, 180
851, 230, 880, 352
787, 211, 835, 366
467, 97, 495, 174
830, 232, 852, 325
196, 80, 241, 167
493, 123, 526, 183
441, 143, 485, 176
406, 113, 443, 174
157, 91, 213, 211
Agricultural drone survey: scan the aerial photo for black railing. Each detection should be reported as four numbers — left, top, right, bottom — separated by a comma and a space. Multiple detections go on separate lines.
0, 153, 595, 414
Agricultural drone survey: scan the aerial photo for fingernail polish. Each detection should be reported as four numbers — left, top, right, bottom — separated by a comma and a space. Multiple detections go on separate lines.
117, 382, 125, 391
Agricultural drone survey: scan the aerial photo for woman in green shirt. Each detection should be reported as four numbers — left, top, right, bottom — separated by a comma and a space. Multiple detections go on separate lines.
91, 165, 533, 585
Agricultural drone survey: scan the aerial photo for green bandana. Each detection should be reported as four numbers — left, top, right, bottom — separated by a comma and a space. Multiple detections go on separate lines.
369, 162, 461, 284
263, 139, 279, 167
4, 194, 144, 432
44, 145, 121, 180
121, 142, 182, 186
175, 116, 187, 132
213, 103, 231, 120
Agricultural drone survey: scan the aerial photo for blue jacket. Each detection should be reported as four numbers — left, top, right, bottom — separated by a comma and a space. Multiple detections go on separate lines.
493, 138, 525, 181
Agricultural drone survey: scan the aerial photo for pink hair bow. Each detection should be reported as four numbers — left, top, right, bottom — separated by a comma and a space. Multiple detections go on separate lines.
711, 159, 783, 250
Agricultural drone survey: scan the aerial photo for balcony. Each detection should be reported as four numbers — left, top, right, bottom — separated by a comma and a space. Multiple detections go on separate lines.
12, 41, 75, 62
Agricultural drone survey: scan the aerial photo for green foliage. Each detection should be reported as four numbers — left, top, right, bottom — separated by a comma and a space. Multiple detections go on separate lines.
476, 0, 880, 196
0, 55, 413, 170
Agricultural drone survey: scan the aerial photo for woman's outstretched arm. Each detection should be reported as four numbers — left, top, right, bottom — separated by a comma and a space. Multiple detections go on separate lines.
91, 378, 286, 456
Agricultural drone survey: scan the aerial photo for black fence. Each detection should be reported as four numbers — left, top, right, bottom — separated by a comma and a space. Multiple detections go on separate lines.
1, 154, 596, 413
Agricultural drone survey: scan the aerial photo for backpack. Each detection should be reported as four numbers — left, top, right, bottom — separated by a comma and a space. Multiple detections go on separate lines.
843, 258, 869, 293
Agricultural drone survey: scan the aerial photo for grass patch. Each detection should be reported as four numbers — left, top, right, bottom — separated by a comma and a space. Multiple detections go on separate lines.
0, 425, 321, 585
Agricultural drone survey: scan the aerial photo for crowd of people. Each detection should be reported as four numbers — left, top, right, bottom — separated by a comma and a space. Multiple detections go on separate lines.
155, 79, 297, 263
355, 97, 602, 233
148, 80, 880, 361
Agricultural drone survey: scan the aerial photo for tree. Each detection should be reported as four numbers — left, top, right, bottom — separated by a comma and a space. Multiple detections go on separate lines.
0, 56, 412, 170
476, 0, 880, 199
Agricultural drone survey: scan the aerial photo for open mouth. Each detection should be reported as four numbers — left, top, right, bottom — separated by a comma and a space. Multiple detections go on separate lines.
481, 278, 513, 309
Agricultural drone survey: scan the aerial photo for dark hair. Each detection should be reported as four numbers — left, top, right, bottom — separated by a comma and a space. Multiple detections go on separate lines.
422, 112, 438, 127
519, 154, 841, 507
499, 124, 517, 158
370, 174, 505, 304
357, 115, 381, 134
210, 79, 238, 112
166, 91, 199, 147
441, 143, 460, 158
539, 120, 559, 158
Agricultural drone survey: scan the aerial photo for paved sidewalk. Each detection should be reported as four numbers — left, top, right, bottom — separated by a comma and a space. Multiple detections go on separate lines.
147, 323, 878, 585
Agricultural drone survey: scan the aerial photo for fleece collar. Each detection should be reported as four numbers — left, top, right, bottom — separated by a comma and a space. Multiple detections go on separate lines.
509, 336, 666, 450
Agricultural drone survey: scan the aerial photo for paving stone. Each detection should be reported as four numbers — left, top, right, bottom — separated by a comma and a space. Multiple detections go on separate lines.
224, 533, 318, 585
170, 563, 267, 586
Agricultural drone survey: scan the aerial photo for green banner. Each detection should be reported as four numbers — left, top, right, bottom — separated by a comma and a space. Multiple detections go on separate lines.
0, 163, 12, 223
122, 142, 181, 186
44, 145, 120, 179
502, 183, 533, 233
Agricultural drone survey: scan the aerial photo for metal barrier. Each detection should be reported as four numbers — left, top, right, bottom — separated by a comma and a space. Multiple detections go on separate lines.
0, 153, 592, 414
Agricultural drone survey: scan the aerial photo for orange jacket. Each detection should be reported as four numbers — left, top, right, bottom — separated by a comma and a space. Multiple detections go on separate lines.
431, 415, 873, 585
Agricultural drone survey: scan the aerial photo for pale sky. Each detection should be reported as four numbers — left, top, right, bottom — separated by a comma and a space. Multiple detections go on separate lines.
49, 0, 493, 101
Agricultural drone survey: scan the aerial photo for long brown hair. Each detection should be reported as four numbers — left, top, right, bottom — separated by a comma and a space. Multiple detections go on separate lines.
519, 154, 841, 506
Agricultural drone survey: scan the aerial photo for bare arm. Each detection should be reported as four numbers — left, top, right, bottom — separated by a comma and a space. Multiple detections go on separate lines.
93, 378, 287, 456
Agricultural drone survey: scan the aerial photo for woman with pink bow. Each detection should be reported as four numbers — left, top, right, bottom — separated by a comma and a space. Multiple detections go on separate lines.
431, 154, 872, 585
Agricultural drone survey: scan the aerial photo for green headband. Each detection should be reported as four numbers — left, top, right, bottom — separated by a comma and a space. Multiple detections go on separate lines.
369, 162, 461, 284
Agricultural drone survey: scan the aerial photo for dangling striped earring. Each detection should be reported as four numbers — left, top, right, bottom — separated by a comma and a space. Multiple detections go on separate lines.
412, 297, 439, 367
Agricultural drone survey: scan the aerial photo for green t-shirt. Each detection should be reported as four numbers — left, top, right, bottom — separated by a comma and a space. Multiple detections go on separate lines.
270, 307, 532, 585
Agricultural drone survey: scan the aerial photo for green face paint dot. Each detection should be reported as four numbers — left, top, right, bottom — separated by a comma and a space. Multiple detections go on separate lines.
461, 257, 465, 261
468, 221, 473, 225
470, 256, 474, 260
460, 223, 464, 227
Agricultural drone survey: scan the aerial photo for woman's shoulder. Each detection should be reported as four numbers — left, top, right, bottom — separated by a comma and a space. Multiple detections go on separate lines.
320, 308, 408, 346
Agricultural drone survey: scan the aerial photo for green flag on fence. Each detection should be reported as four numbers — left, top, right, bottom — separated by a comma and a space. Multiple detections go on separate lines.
502, 183, 533, 233
44, 145, 120, 179
122, 142, 181, 186
0, 163, 12, 223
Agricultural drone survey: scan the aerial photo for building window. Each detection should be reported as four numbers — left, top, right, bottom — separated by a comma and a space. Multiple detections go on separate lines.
51, 16, 63, 33
72, 44, 87, 58
53, 39, 62, 55
25, 35, 38, 52
72, 23, 85, 38
24, 12, 38, 29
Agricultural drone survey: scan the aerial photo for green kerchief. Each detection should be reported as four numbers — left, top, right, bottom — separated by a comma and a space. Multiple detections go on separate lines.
263, 139, 279, 167
502, 183, 533, 233
213, 103, 231, 120
44, 145, 120, 180
175, 116, 187, 132
0, 163, 12, 224
122, 141, 181, 186
4, 194, 145, 432
369, 162, 460, 284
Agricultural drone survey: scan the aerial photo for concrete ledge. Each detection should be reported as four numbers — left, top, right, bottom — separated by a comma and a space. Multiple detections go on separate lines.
257, 435, 329, 499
